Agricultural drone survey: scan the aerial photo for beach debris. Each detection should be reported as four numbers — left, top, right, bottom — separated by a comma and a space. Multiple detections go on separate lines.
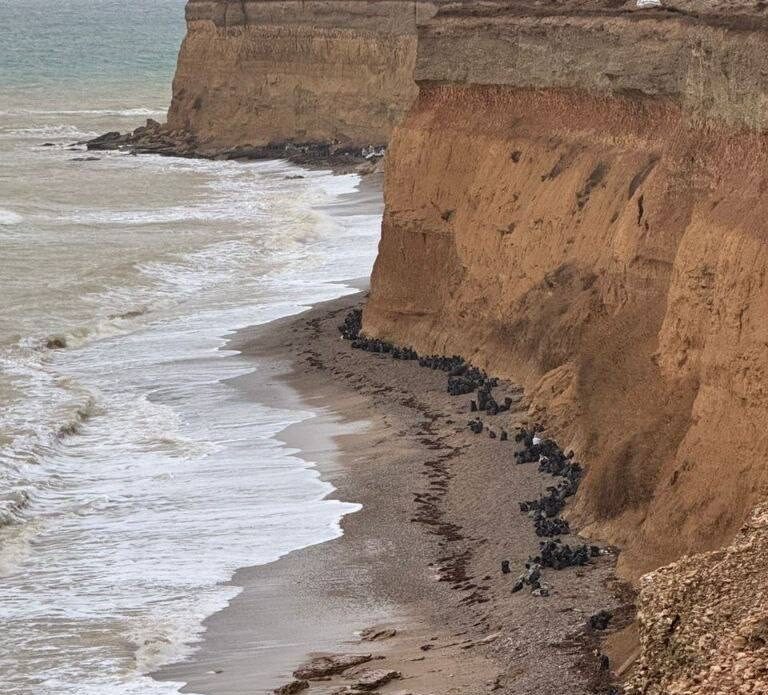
636, 0, 662, 7
349, 668, 401, 690
589, 610, 614, 631
448, 375, 477, 395
478, 632, 501, 644
520, 479, 576, 518
501, 560, 511, 574
339, 308, 363, 340
293, 653, 373, 680
360, 627, 397, 642
533, 538, 599, 570
533, 514, 570, 537
274, 680, 310, 695
468, 418, 484, 434
511, 562, 549, 595
338, 311, 522, 413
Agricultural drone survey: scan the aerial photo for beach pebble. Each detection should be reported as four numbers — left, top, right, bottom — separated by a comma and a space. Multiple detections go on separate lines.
293, 653, 373, 679
351, 668, 402, 690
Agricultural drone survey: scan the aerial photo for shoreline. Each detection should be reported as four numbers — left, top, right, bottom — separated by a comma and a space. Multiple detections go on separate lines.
85, 126, 385, 176
155, 293, 633, 695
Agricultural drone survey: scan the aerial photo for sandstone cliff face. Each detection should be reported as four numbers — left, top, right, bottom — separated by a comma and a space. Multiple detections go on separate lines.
167, 0, 439, 149
366, 1, 768, 578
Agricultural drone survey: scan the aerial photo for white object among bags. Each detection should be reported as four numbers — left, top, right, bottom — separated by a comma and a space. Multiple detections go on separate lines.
532, 436, 542, 446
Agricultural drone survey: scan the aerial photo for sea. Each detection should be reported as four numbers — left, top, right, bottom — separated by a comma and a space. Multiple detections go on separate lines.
0, 1, 382, 693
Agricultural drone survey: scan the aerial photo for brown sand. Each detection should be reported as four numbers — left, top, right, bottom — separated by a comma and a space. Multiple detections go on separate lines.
155, 293, 630, 695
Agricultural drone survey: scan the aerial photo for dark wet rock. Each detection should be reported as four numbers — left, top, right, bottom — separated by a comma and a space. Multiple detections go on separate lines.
41, 142, 57, 147
470, 399, 478, 412
293, 654, 373, 680
274, 680, 309, 695
500, 429, 508, 441
86, 131, 126, 150
501, 560, 511, 574
489, 429, 497, 439
70, 156, 101, 162
588, 610, 613, 631
45, 337, 67, 350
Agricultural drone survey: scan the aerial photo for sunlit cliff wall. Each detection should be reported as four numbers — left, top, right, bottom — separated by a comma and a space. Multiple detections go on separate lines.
166, 0, 439, 149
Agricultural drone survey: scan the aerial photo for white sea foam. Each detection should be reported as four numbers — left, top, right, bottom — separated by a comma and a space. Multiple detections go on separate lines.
0, 208, 23, 225
0, 133, 382, 695
0, 124, 97, 140
0, 107, 166, 118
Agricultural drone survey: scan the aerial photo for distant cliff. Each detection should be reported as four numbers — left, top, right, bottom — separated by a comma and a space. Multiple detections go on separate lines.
165, 0, 439, 151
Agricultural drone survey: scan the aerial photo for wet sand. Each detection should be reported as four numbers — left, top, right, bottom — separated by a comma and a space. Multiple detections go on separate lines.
155, 293, 630, 695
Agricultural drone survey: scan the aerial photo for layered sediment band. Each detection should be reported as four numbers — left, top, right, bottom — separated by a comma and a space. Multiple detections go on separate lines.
166, 0, 442, 149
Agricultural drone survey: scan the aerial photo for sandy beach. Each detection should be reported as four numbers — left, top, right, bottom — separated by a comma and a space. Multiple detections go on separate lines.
155, 292, 632, 695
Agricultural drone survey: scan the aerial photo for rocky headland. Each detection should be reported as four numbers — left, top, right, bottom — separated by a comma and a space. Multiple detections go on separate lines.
87, 0, 443, 169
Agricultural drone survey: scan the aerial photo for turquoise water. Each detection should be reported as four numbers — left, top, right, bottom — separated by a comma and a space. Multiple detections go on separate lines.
0, 0, 185, 92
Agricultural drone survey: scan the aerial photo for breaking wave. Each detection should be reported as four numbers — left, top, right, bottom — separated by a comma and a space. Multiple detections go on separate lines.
0, 107, 165, 118
0, 208, 23, 225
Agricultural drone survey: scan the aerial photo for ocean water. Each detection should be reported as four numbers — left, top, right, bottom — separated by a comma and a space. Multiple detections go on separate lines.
0, 2, 382, 693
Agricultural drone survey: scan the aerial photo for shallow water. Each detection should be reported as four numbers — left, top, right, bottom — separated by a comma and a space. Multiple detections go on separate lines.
0, 2, 382, 693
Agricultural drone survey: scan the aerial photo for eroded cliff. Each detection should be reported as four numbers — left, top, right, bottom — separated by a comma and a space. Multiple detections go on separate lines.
166, 0, 440, 150
366, 1, 768, 581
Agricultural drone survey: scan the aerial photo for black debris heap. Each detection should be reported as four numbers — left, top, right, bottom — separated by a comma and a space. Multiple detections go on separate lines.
532, 539, 601, 570
588, 610, 613, 631
338, 311, 517, 405
510, 562, 549, 597
338, 308, 362, 341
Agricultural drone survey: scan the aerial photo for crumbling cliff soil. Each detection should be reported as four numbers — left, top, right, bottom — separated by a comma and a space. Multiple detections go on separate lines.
367, 0, 768, 581
628, 503, 768, 694
364, 2, 768, 689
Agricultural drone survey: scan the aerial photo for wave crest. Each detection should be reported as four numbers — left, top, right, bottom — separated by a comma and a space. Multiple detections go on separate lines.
0, 209, 23, 225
